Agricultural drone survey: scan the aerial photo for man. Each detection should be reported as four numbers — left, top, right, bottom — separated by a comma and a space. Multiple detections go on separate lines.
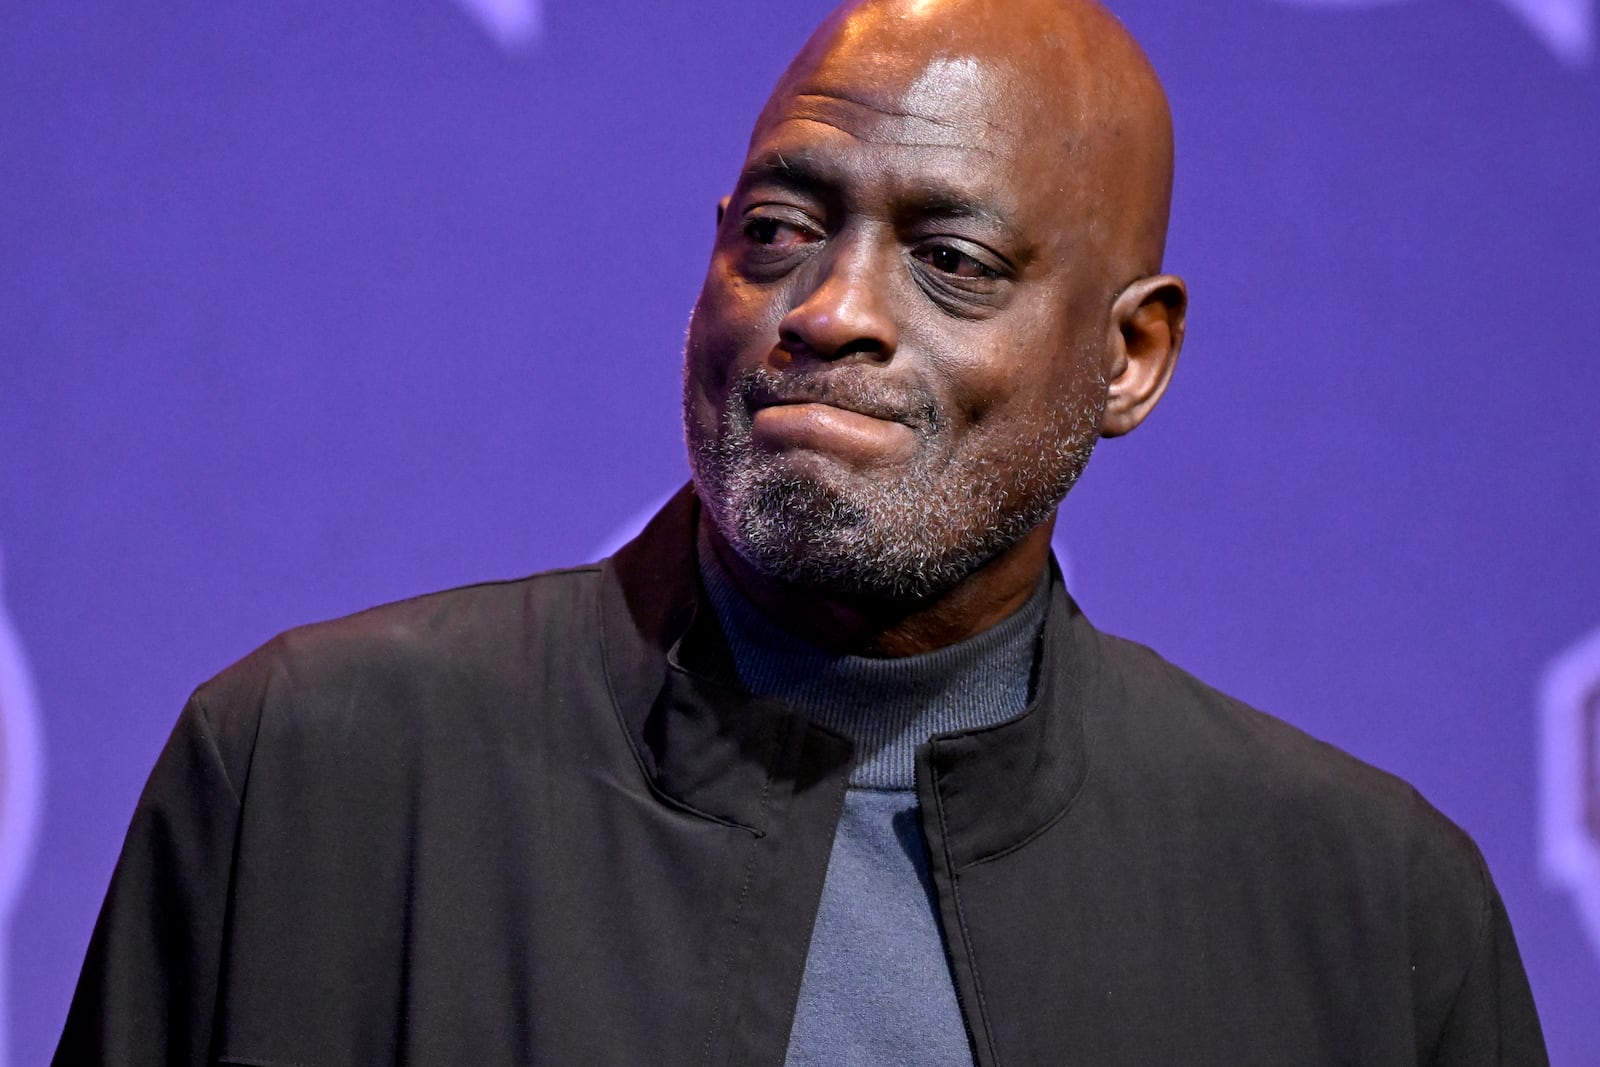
58, 0, 1546, 1063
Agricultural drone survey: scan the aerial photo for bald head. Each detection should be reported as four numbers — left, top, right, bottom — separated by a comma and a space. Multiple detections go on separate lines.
759, 0, 1176, 282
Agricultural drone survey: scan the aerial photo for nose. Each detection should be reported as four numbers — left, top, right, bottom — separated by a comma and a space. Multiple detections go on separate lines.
776, 232, 899, 363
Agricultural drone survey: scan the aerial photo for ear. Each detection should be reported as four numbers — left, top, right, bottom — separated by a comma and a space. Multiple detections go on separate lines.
1100, 274, 1187, 438
716, 195, 731, 227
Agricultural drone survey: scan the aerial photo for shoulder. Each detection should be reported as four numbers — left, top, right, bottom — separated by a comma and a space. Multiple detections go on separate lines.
202, 563, 604, 701
1082, 625, 1498, 1005
188, 564, 608, 789
1084, 624, 1485, 895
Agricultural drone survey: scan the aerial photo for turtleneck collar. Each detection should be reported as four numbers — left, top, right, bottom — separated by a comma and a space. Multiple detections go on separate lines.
697, 528, 1049, 789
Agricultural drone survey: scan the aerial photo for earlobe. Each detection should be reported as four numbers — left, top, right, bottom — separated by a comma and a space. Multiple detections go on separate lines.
1100, 274, 1187, 437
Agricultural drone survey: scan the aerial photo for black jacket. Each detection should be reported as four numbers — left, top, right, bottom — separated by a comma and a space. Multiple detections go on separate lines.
57, 488, 1546, 1065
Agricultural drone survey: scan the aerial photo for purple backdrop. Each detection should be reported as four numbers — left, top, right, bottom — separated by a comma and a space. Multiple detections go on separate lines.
3, 1, 1597, 1063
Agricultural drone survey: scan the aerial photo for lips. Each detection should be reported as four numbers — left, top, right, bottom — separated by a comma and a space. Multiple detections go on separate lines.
752, 394, 903, 425
735, 368, 931, 469
740, 370, 933, 431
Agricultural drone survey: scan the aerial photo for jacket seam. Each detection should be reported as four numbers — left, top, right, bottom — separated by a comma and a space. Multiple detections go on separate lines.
190, 693, 244, 806
1423, 800, 1495, 1065
190, 692, 250, 1067
934, 768, 1000, 1066
698, 722, 784, 1066
777, 765, 853, 1043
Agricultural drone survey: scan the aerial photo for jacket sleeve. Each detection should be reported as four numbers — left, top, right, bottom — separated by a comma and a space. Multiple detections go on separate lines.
53, 696, 243, 1066
1429, 874, 1548, 1067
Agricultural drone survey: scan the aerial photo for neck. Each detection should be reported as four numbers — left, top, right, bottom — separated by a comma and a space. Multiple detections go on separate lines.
700, 512, 1058, 657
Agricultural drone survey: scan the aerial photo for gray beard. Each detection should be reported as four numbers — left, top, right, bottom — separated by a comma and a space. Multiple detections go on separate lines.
686, 364, 1103, 601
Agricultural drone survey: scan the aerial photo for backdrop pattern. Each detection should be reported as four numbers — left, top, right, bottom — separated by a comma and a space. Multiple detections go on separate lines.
2, 1, 1597, 1063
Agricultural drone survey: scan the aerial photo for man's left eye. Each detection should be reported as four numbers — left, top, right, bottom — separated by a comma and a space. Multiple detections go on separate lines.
913, 244, 1000, 280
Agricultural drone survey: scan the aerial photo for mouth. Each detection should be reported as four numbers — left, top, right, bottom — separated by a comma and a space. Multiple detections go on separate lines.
743, 375, 931, 431
751, 395, 905, 426
740, 379, 929, 469
747, 401, 918, 464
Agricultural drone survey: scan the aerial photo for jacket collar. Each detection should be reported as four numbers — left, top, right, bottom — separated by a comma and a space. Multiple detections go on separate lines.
919, 575, 1097, 868
599, 485, 852, 835
598, 484, 1097, 858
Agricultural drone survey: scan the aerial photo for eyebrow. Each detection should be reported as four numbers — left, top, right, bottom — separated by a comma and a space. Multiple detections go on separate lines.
900, 189, 1019, 242
739, 151, 833, 194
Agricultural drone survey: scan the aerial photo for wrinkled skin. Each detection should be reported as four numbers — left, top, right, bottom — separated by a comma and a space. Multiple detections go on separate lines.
684, 0, 1187, 655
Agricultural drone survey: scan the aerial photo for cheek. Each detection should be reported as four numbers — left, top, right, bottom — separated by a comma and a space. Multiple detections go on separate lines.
685, 262, 789, 432
920, 313, 1106, 450
914, 314, 1060, 428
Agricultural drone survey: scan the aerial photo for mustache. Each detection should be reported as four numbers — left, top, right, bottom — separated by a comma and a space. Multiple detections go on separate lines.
736, 367, 941, 432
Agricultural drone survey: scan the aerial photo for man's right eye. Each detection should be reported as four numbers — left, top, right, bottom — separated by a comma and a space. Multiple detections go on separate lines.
745, 218, 784, 243
741, 215, 818, 251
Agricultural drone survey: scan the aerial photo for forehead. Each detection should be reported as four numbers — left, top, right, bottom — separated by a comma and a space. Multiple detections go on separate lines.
757, 43, 1046, 160
742, 53, 1075, 238
790, 54, 1018, 146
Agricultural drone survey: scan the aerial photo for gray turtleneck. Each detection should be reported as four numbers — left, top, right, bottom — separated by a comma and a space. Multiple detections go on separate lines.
698, 545, 1048, 1067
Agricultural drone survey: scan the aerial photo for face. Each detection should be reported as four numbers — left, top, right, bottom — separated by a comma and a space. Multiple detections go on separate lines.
685, 39, 1119, 601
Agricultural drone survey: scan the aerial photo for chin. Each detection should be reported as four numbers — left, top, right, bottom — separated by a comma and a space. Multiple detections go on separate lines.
696, 460, 980, 602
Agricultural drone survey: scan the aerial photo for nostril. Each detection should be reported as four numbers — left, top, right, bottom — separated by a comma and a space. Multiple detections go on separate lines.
774, 331, 890, 365
833, 337, 892, 363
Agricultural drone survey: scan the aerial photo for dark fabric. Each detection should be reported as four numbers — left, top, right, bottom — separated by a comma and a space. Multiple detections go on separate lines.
56, 485, 1547, 1066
